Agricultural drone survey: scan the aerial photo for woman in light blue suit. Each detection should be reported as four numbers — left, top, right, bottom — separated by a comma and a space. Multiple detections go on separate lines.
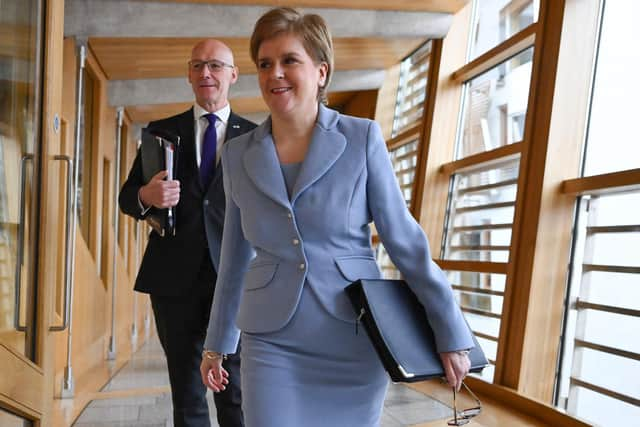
200, 7, 474, 427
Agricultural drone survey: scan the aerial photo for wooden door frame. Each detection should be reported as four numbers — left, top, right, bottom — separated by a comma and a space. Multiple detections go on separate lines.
0, 0, 65, 425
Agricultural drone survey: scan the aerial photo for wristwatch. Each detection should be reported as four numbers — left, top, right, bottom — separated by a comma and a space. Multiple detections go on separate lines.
202, 350, 226, 361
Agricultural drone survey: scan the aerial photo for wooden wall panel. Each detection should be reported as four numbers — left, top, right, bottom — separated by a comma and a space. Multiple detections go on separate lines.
505, 0, 602, 401
374, 63, 400, 140
52, 39, 153, 426
341, 90, 378, 119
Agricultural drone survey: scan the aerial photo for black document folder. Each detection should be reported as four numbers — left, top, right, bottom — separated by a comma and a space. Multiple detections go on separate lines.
140, 127, 180, 237
346, 279, 488, 383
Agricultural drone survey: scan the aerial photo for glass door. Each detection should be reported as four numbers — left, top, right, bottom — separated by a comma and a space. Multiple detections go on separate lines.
0, 0, 45, 424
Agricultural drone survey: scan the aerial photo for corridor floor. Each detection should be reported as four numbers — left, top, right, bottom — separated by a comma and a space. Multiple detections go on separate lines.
72, 335, 453, 427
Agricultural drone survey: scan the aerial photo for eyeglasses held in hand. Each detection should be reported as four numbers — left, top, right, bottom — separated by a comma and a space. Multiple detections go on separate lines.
447, 381, 482, 426
189, 59, 235, 73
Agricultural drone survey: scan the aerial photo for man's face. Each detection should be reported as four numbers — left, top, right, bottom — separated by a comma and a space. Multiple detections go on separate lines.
188, 40, 238, 111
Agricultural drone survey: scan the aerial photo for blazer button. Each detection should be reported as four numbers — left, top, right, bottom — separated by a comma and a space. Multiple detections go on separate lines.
287, 212, 293, 219
204, 199, 209, 206
292, 238, 300, 245
299, 263, 305, 270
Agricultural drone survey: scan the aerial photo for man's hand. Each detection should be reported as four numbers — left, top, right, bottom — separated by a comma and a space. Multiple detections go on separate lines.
139, 170, 181, 208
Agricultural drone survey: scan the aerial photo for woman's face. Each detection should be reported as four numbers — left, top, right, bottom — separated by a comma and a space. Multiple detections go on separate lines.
257, 33, 327, 118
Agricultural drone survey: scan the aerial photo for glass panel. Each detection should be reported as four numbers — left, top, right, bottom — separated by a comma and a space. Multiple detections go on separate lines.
393, 41, 431, 137
585, 192, 640, 226
456, 48, 533, 159
571, 386, 640, 427
583, 271, 637, 311
462, 311, 501, 338
589, 232, 640, 267
0, 0, 43, 361
557, 191, 640, 425
582, 0, 640, 176
580, 310, 639, 355
0, 408, 31, 427
77, 67, 94, 246
389, 138, 419, 208
469, 0, 539, 61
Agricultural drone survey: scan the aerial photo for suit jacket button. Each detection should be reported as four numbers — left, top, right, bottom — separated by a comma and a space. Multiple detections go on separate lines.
292, 238, 300, 245
204, 199, 209, 206
287, 212, 293, 219
299, 263, 305, 270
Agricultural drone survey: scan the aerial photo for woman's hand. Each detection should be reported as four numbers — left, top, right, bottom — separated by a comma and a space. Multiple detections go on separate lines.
439, 350, 471, 391
200, 352, 229, 392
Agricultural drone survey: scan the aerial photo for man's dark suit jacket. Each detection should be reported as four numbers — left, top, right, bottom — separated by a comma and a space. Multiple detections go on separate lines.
119, 108, 257, 296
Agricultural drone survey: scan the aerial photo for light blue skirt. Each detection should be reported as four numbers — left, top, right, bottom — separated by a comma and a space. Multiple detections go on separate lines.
240, 284, 389, 427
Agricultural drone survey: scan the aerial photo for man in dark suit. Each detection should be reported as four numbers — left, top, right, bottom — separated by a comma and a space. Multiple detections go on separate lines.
119, 39, 256, 427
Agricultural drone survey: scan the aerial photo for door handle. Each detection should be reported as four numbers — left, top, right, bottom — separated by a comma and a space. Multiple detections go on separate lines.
14, 154, 34, 332
50, 155, 74, 331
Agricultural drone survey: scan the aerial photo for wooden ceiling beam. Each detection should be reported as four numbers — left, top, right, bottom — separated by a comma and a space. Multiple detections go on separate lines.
136, 0, 469, 13
89, 37, 425, 80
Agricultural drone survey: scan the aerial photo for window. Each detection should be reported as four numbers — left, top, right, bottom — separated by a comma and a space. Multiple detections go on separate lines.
457, 48, 533, 159
469, 0, 539, 60
392, 42, 432, 137
389, 138, 419, 208
443, 158, 519, 263
556, 1, 640, 424
557, 192, 640, 425
581, 0, 640, 176
375, 41, 437, 277
434, 0, 540, 383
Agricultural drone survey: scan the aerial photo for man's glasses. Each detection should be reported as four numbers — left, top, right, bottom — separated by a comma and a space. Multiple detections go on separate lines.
189, 59, 235, 73
447, 381, 482, 426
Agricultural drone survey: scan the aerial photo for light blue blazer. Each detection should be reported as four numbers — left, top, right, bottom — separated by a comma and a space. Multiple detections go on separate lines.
204, 104, 474, 355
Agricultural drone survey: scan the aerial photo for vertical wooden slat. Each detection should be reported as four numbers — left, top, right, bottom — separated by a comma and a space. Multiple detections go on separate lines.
411, 39, 442, 221
418, 3, 473, 254
496, 0, 602, 402
37, 0, 66, 424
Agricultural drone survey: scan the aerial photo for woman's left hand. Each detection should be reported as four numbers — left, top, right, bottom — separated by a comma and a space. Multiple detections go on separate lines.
439, 350, 471, 391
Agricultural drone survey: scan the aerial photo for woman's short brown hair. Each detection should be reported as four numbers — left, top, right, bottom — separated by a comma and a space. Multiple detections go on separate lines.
250, 7, 334, 104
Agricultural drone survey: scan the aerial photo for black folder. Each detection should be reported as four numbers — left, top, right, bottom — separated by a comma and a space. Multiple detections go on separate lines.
346, 279, 488, 383
140, 127, 180, 237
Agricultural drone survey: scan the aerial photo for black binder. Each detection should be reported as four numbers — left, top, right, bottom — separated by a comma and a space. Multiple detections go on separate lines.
346, 279, 488, 383
140, 127, 180, 237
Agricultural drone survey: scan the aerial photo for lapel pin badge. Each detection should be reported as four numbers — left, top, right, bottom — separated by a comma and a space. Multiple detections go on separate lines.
232, 124, 240, 129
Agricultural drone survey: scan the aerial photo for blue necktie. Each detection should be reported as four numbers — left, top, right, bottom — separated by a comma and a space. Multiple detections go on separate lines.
200, 113, 218, 188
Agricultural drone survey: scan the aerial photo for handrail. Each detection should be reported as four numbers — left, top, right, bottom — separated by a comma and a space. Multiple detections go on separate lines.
570, 378, 640, 407
50, 155, 74, 331
574, 339, 640, 362
60, 43, 87, 399
14, 154, 34, 332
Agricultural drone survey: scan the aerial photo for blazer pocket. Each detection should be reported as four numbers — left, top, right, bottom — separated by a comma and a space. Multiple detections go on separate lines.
244, 263, 279, 291
334, 256, 382, 282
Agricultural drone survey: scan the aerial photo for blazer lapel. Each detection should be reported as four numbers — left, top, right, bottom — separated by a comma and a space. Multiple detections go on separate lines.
243, 118, 291, 209
290, 105, 346, 203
